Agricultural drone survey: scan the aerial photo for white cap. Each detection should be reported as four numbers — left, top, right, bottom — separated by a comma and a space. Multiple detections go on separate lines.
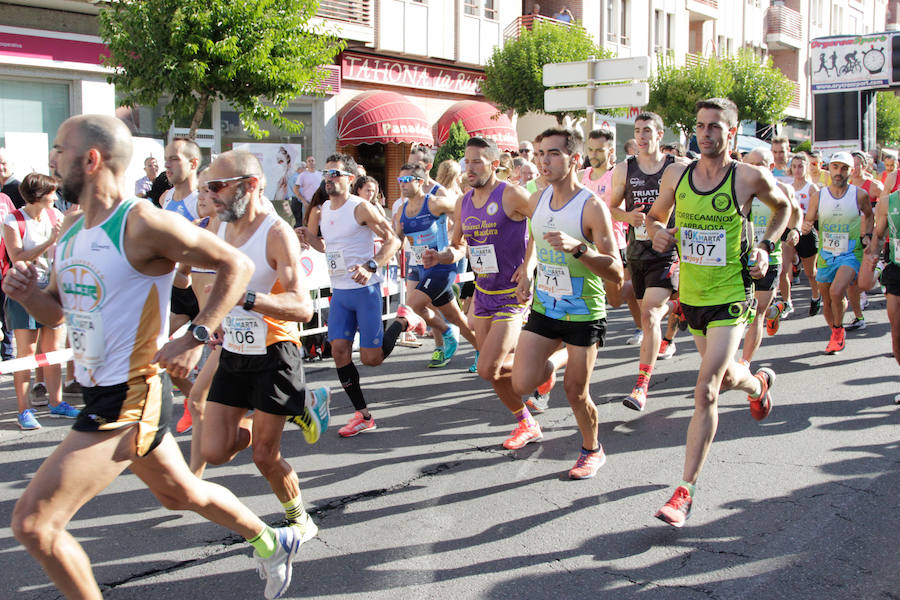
829, 151, 853, 167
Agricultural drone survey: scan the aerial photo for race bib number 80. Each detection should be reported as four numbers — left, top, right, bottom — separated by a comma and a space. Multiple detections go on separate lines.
680, 228, 727, 266
66, 310, 105, 368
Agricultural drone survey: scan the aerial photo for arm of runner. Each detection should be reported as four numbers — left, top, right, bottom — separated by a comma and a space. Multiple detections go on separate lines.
514, 232, 536, 305
425, 193, 466, 267
606, 162, 640, 225
802, 187, 819, 234
296, 205, 325, 252
248, 220, 313, 323
647, 163, 682, 253
173, 262, 191, 289
859, 196, 888, 290
857, 188, 874, 241
2, 218, 60, 264
778, 182, 803, 246
347, 202, 401, 285
747, 164, 790, 277
569, 197, 624, 286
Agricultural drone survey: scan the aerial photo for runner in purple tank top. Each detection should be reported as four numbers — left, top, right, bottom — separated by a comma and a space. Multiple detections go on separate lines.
424, 137, 565, 450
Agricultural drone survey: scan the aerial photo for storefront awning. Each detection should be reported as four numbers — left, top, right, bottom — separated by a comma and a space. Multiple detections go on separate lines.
337, 91, 433, 146
434, 101, 518, 152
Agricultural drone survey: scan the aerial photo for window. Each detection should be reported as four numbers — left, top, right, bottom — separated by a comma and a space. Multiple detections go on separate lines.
666, 13, 674, 50
619, 0, 630, 46
606, 0, 616, 43
0, 78, 70, 150
464, 0, 478, 16
654, 10, 664, 54
811, 0, 824, 26
483, 0, 496, 20
726, 38, 733, 57
831, 5, 843, 35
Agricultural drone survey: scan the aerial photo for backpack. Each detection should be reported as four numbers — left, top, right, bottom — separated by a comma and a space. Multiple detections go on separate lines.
1, 207, 60, 276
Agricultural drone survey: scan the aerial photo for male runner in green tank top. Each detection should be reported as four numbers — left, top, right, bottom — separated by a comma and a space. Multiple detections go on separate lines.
646, 98, 790, 527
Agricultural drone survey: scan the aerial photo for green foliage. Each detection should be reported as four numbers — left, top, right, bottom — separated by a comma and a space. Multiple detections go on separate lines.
648, 49, 793, 136
99, 0, 344, 139
876, 91, 900, 148
482, 20, 612, 123
431, 121, 469, 179
794, 140, 812, 153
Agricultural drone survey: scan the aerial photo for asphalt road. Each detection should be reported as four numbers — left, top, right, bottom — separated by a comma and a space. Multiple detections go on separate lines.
1, 282, 898, 600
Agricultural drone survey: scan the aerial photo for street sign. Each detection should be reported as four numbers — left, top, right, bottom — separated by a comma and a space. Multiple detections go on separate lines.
543, 56, 651, 87
544, 82, 649, 113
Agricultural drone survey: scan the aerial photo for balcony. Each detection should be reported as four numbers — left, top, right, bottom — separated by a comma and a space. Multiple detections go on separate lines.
503, 14, 579, 41
765, 4, 802, 50
790, 81, 801, 111
313, 0, 374, 44
686, 0, 718, 20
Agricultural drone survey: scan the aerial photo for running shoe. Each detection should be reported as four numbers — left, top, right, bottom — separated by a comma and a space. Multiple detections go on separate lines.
62, 380, 83, 398
781, 301, 794, 318
49, 401, 81, 419
338, 411, 377, 437
655, 485, 693, 527
288, 511, 318, 544
808, 296, 822, 317
765, 301, 784, 336
658, 339, 676, 359
622, 387, 647, 412
846, 317, 866, 331
536, 370, 556, 396
17, 408, 41, 430
825, 328, 845, 355
442, 326, 458, 359
568, 446, 606, 479
254, 526, 304, 600
30, 382, 48, 406
860, 291, 869, 310
526, 391, 550, 414
396, 304, 424, 333
287, 386, 331, 444
468, 351, 479, 373
625, 329, 643, 345
502, 421, 543, 450
428, 348, 449, 368
176, 404, 193, 434
749, 367, 775, 421
397, 331, 423, 348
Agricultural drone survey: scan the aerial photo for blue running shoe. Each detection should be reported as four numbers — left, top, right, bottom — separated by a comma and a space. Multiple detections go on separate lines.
442, 326, 458, 359
17, 409, 41, 430
287, 386, 331, 444
49, 401, 81, 419
468, 351, 479, 373
254, 526, 304, 599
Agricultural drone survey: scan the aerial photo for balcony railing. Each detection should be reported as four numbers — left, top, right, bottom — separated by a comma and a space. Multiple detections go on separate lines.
790, 81, 801, 110
765, 4, 802, 42
503, 14, 578, 41
693, 0, 718, 7
317, 0, 372, 27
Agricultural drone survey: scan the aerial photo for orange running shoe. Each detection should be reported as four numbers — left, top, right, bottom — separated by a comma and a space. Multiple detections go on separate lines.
502, 421, 543, 450
655, 485, 693, 527
176, 403, 192, 434
749, 367, 775, 421
568, 446, 606, 479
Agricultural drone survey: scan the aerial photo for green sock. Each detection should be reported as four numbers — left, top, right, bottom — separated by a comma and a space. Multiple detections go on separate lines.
679, 481, 696, 496
248, 526, 277, 558
282, 496, 305, 523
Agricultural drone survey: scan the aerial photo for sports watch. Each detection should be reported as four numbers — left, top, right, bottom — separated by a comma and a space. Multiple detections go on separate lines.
242, 290, 256, 311
364, 259, 378, 273
758, 239, 775, 254
572, 243, 588, 259
188, 323, 211, 345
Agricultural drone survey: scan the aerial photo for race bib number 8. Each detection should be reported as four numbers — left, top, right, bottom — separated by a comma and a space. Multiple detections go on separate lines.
325, 250, 347, 277
536, 262, 573, 298
470, 244, 499, 274
680, 228, 727, 266
223, 312, 266, 355
66, 310, 105, 368
822, 232, 849, 254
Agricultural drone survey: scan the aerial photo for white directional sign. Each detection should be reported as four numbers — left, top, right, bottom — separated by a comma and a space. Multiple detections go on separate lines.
544, 82, 650, 113
542, 56, 651, 87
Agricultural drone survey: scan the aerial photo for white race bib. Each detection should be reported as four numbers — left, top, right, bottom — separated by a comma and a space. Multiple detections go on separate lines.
892, 237, 900, 258
822, 232, 849, 254
680, 228, 727, 266
470, 244, 499, 274
325, 250, 347, 277
536, 262, 573, 298
223, 311, 266, 355
633, 224, 650, 242
66, 310, 105, 368
754, 226, 767, 246
409, 245, 427, 266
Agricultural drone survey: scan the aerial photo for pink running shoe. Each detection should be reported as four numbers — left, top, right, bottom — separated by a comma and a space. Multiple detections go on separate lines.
568, 446, 607, 479
502, 421, 543, 450
338, 412, 376, 437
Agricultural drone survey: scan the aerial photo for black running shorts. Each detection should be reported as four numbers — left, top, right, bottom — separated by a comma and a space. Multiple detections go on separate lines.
209, 341, 307, 415
523, 310, 606, 347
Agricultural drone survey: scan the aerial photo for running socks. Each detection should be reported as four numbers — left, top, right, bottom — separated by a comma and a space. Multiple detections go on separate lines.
679, 481, 696, 496
513, 405, 536, 428
382, 320, 404, 358
636, 363, 653, 391
282, 496, 306, 524
337, 363, 367, 412
248, 526, 277, 558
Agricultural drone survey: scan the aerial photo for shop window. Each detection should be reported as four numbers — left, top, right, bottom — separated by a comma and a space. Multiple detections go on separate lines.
0, 78, 69, 149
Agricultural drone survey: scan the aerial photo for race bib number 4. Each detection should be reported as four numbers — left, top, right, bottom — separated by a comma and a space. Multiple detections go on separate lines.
325, 250, 347, 277
223, 312, 266, 355
470, 244, 499, 274
66, 310, 105, 368
680, 228, 727, 266
536, 262, 573, 298
822, 232, 849, 254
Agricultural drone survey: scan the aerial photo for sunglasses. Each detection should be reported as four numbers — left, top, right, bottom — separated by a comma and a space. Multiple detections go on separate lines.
207, 175, 252, 193
321, 169, 354, 178
397, 175, 423, 183
519, 148, 532, 154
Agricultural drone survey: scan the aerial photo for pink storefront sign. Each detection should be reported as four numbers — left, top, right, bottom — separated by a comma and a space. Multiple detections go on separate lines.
341, 52, 484, 96
0, 31, 109, 65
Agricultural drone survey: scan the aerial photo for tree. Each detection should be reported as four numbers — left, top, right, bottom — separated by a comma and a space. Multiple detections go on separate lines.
431, 121, 469, 179
99, 0, 344, 139
648, 50, 793, 138
482, 20, 612, 123
876, 90, 900, 148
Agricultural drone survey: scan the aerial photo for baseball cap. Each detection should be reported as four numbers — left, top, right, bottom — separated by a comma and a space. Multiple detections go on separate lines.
828, 151, 853, 167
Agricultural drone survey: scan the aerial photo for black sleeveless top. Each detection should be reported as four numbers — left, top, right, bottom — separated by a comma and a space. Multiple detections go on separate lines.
624, 154, 677, 262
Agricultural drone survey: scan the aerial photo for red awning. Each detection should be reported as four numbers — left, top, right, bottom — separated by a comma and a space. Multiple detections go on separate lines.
337, 91, 434, 146
434, 101, 518, 152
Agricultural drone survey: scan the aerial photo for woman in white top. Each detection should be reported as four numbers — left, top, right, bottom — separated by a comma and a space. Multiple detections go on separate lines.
790, 153, 822, 314
3, 173, 76, 430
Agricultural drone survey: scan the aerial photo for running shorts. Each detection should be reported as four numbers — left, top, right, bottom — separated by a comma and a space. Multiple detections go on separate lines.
629, 256, 677, 299
796, 230, 818, 259
523, 310, 606, 347
754, 263, 781, 292
816, 253, 860, 283
882, 262, 900, 296
415, 267, 456, 307
473, 287, 527, 322
682, 299, 756, 337
209, 341, 306, 416
171, 286, 200, 319
328, 285, 384, 348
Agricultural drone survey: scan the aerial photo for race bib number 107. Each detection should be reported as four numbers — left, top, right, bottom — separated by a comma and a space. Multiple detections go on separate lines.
680, 228, 727, 266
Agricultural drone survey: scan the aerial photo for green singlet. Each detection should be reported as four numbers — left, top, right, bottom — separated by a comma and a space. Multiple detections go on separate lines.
888, 191, 900, 266
751, 197, 782, 266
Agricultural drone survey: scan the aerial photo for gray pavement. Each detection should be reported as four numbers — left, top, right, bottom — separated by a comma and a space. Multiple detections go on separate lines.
1, 282, 898, 600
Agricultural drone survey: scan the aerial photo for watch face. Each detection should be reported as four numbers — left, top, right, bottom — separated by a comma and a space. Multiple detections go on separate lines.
192, 325, 210, 342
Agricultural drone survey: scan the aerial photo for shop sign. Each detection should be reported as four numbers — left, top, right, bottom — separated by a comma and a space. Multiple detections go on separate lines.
810, 33, 892, 93
0, 29, 108, 66
342, 52, 484, 96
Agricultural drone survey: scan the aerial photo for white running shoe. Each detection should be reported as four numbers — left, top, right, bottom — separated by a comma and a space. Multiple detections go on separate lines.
625, 329, 644, 345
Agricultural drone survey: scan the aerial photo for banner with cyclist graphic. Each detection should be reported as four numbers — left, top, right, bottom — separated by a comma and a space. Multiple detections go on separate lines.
810, 33, 891, 93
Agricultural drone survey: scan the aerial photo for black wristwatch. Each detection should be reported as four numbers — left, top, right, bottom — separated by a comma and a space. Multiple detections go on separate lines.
758, 239, 775, 254
572, 243, 588, 259
364, 259, 378, 273
188, 323, 211, 345
242, 290, 256, 311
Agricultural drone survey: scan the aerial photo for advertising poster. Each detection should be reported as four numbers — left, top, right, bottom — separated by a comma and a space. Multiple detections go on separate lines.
4, 132, 49, 177
810, 33, 892, 93
126, 137, 165, 199
232, 142, 302, 224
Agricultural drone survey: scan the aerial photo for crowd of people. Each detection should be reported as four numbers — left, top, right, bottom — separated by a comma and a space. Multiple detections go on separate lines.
1, 100, 898, 599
